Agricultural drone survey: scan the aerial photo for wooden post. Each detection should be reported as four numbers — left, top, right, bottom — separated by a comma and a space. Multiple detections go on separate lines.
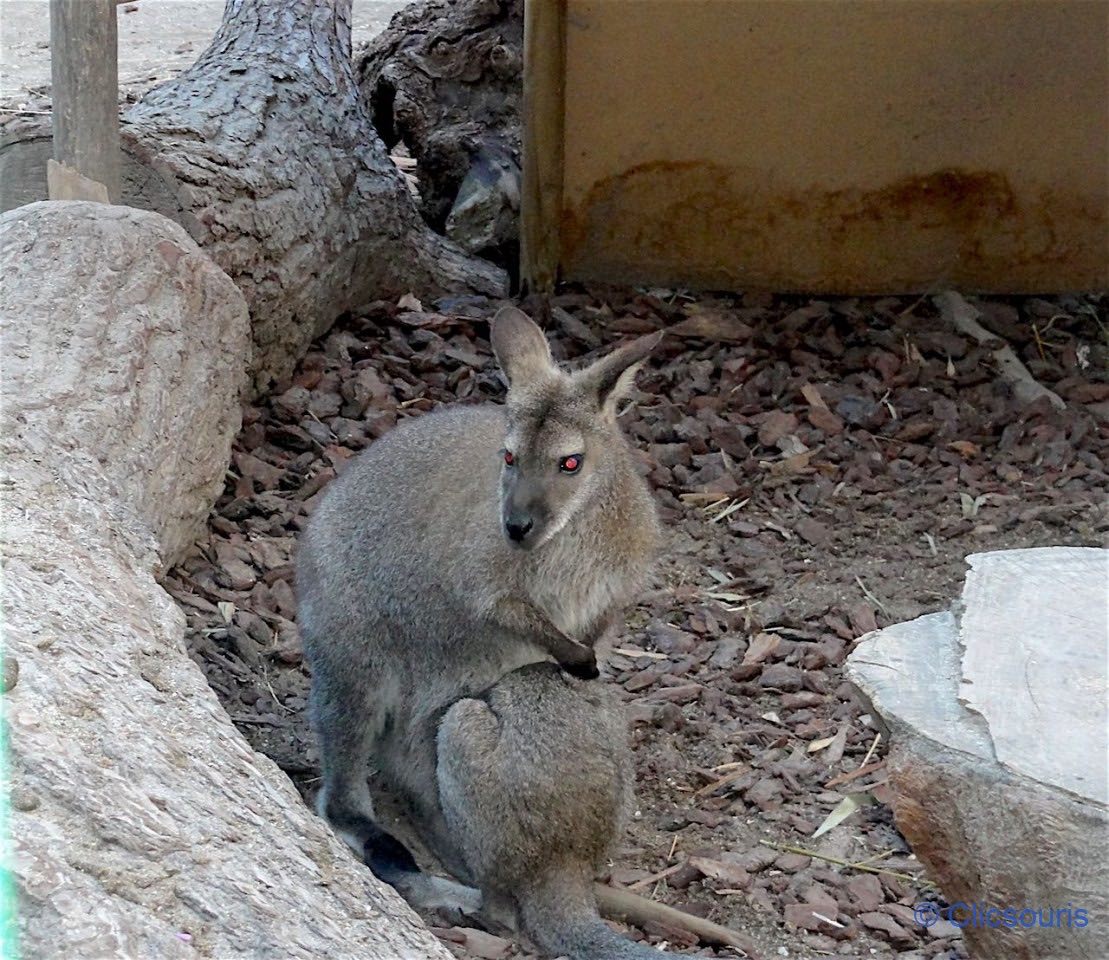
520, 0, 566, 294
49, 0, 120, 202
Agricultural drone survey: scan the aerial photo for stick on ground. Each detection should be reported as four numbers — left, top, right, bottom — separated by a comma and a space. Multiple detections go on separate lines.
934, 291, 1066, 411
595, 883, 762, 958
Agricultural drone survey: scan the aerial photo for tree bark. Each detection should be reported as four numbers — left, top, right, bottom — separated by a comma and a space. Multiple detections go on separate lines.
1, 0, 507, 392
128, 0, 507, 390
357, 0, 523, 266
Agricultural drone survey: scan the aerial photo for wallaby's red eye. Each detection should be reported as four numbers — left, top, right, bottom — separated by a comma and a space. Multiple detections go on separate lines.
503, 450, 515, 466
560, 454, 583, 474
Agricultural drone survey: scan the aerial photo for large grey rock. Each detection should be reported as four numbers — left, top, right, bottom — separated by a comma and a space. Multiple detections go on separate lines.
1, 202, 247, 566
848, 547, 1109, 960
1, 202, 450, 959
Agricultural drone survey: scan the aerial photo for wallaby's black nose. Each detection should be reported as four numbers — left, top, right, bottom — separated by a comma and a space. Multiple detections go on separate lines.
506, 518, 534, 542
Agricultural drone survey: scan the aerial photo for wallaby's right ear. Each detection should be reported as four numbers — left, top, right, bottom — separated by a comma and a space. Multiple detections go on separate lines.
490, 306, 556, 386
574, 330, 663, 412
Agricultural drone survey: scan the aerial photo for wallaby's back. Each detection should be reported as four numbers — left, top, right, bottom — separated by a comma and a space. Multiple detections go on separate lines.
298, 402, 506, 644
437, 663, 660, 959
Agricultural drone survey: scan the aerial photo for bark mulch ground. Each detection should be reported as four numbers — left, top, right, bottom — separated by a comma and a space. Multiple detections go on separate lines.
166, 286, 1107, 960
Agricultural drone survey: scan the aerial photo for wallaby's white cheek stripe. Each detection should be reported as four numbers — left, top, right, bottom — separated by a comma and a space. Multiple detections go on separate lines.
538, 471, 601, 548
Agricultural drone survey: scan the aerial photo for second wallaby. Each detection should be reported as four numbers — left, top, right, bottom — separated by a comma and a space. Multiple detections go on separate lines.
296, 305, 663, 954
434, 660, 661, 959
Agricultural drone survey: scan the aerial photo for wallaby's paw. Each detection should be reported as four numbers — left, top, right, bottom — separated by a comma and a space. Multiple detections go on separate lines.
564, 655, 600, 680
362, 827, 421, 883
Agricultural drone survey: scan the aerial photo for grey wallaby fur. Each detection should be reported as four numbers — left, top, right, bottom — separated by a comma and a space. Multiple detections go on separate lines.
296, 305, 664, 958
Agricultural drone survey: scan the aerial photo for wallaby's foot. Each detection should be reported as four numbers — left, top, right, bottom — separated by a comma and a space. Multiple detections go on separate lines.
363, 830, 483, 924
315, 769, 420, 884
391, 871, 484, 924
359, 823, 420, 883
318, 785, 483, 919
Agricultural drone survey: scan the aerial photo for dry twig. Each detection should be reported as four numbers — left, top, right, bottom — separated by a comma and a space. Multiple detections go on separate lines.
934, 291, 1065, 411
596, 884, 762, 957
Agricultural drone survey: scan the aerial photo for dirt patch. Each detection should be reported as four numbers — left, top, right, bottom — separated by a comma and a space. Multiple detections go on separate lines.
166, 287, 1107, 959
0, 0, 405, 102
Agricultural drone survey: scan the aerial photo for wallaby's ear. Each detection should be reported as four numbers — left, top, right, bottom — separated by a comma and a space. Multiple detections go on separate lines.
575, 330, 663, 410
490, 306, 556, 386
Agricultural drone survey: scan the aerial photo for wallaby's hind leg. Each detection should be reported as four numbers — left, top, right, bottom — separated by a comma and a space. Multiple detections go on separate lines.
310, 668, 482, 917
310, 670, 402, 865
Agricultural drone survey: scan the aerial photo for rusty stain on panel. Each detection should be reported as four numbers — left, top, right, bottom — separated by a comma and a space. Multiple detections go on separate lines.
561, 161, 1105, 294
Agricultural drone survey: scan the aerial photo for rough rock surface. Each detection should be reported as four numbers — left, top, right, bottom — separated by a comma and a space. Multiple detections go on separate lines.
2, 202, 249, 566
848, 548, 1109, 960
1, 202, 449, 960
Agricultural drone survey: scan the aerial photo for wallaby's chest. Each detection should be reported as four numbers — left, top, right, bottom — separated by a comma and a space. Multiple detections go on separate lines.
524, 537, 632, 639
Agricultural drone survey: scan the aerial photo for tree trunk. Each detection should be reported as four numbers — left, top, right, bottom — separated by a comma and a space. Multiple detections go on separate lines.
357, 0, 523, 268
129, 0, 507, 389
1, 0, 507, 392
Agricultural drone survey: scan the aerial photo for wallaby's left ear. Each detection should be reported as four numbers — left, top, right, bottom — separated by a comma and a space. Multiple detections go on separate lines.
575, 330, 664, 411
490, 305, 557, 386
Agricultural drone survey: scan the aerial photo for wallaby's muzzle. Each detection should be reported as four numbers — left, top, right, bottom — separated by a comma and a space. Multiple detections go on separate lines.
500, 466, 553, 549
504, 514, 534, 544
501, 495, 547, 549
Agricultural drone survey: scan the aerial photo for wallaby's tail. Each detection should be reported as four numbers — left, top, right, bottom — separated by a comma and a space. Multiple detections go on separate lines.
517, 872, 661, 959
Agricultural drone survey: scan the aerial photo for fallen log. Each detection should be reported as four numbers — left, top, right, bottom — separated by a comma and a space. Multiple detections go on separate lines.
357, 0, 523, 263
1, 0, 507, 392
1, 201, 451, 959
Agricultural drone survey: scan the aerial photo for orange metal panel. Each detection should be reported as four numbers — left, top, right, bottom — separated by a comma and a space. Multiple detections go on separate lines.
529, 0, 1109, 293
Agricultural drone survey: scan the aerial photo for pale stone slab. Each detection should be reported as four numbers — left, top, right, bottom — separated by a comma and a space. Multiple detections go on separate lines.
848, 547, 1109, 960
959, 547, 1108, 804
2, 202, 451, 959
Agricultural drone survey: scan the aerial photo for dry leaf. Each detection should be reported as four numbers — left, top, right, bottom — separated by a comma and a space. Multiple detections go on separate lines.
822, 726, 849, 766
743, 632, 780, 665
800, 383, 830, 410
767, 450, 814, 476
947, 439, 980, 458
688, 856, 751, 888
812, 791, 875, 838
669, 311, 753, 342
959, 492, 991, 518
807, 735, 837, 753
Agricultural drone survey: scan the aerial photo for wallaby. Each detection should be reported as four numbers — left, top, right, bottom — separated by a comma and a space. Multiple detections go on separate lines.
434, 661, 662, 959
296, 305, 662, 954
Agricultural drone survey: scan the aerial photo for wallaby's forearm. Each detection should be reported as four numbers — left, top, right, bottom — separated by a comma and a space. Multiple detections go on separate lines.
488, 595, 598, 678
